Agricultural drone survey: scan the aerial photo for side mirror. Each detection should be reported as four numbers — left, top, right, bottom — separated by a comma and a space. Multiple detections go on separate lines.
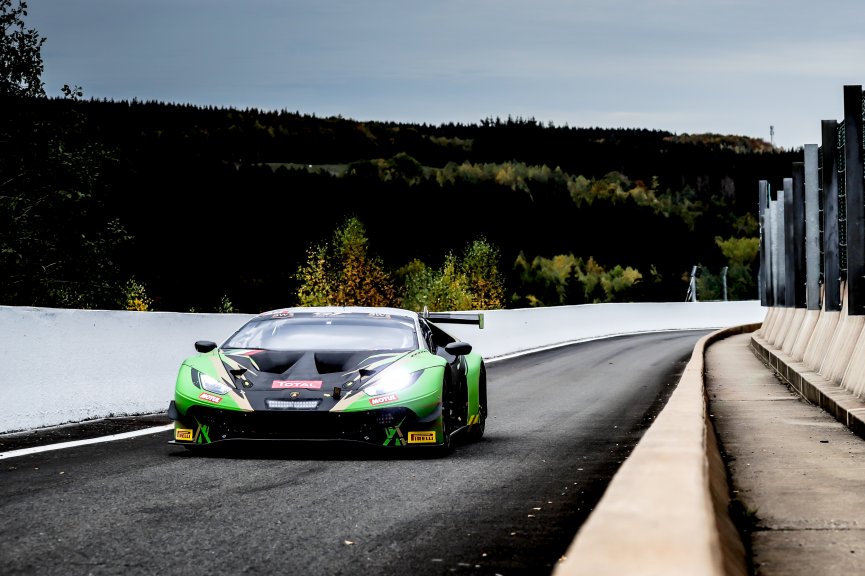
445, 341, 472, 356
195, 340, 217, 353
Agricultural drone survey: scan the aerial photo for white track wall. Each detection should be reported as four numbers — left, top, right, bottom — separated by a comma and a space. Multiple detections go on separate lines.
1, 301, 764, 434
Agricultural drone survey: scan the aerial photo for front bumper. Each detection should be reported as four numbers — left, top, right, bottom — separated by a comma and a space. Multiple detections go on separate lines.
168, 401, 442, 447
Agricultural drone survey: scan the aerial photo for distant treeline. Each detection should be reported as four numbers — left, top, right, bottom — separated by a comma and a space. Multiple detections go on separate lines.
0, 96, 800, 312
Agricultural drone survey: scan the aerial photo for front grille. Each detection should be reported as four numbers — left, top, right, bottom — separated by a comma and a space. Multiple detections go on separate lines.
184, 405, 413, 443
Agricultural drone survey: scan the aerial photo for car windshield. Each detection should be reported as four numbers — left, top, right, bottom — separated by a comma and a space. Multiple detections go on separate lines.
223, 313, 419, 351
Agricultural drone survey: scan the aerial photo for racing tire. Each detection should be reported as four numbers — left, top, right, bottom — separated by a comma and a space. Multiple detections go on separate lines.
437, 374, 455, 455
467, 365, 487, 441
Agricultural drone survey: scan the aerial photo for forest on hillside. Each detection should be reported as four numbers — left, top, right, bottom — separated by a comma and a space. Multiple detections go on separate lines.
1, 94, 800, 313
0, 0, 801, 313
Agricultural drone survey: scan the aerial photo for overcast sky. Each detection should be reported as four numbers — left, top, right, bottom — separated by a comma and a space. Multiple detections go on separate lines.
27, 0, 865, 151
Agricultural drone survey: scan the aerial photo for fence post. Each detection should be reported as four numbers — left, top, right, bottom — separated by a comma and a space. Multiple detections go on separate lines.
804, 144, 821, 310
784, 177, 796, 307
759, 180, 771, 305
773, 187, 786, 305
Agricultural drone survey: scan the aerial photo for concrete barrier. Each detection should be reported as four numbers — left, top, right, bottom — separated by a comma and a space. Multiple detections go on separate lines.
552, 324, 758, 576
751, 286, 865, 442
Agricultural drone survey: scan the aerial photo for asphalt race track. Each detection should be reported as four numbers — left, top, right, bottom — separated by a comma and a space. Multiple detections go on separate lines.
0, 330, 709, 576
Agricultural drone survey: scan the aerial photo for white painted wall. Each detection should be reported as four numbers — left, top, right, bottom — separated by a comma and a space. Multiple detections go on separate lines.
1, 301, 765, 434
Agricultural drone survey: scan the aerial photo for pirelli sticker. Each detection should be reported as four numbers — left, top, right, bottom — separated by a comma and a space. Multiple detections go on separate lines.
407, 431, 437, 444
175, 428, 194, 441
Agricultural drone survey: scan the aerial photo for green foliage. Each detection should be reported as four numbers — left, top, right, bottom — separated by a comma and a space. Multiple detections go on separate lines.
347, 153, 425, 185
567, 172, 703, 230
296, 218, 506, 312
716, 236, 759, 264
397, 259, 437, 312
0, 99, 131, 308
513, 253, 643, 306
399, 239, 506, 312
122, 277, 152, 311
295, 244, 332, 307
2, 94, 784, 309
383, 152, 424, 184
399, 254, 473, 312
512, 252, 577, 306
333, 216, 397, 306
600, 265, 644, 301
663, 132, 776, 153
0, 8, 131, 309
295, 216, 397, 307
730, 212, 759, 236
423, 253, 474, 312
0, 0, 45, 97
434, 161, 705, 231
693, 237, 759, 301
216, 295, 236, 313
458, 237, 506, 310
573, 257, 606, 303
718, 236, 759, 300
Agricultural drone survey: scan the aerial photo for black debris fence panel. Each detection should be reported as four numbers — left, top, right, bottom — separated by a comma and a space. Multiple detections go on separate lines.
844, 85, 865, 315
792, 163, 807, 309
821, 119, 842, 312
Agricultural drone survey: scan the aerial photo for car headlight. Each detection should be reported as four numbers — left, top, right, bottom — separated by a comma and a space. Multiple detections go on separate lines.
363, 370, 423, 397
199, 372, 233, 395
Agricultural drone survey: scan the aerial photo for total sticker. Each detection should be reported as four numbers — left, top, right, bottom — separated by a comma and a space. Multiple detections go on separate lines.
175, 428, 194, 441
407, 431, 436, 444
272, 380, 322, 390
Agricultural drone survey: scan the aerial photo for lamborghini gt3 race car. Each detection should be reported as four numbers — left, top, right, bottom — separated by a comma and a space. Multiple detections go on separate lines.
167, 306, 487, 452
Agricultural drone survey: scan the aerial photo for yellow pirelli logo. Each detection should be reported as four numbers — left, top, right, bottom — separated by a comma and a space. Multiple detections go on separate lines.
175, 428, 194, 441
407, 431, 436, 444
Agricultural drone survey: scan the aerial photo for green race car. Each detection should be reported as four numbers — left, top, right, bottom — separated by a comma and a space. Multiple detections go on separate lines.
167, 306, 487, 453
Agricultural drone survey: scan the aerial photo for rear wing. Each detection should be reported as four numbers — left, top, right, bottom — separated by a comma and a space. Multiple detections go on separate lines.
422, 307, 484, 329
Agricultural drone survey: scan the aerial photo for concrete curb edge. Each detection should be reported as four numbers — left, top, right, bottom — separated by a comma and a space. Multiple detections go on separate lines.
552, 323, 760, 576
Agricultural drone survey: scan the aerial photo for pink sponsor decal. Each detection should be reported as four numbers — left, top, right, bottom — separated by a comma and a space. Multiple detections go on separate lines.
370, 393, 399, 406
272, 380, 323, 390
199, 392, 222, 404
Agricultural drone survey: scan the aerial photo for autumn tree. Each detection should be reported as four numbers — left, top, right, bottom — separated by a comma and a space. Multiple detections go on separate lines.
458, 237, 505, 309
295, 216, 397, 307
399, 238, 505, 312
